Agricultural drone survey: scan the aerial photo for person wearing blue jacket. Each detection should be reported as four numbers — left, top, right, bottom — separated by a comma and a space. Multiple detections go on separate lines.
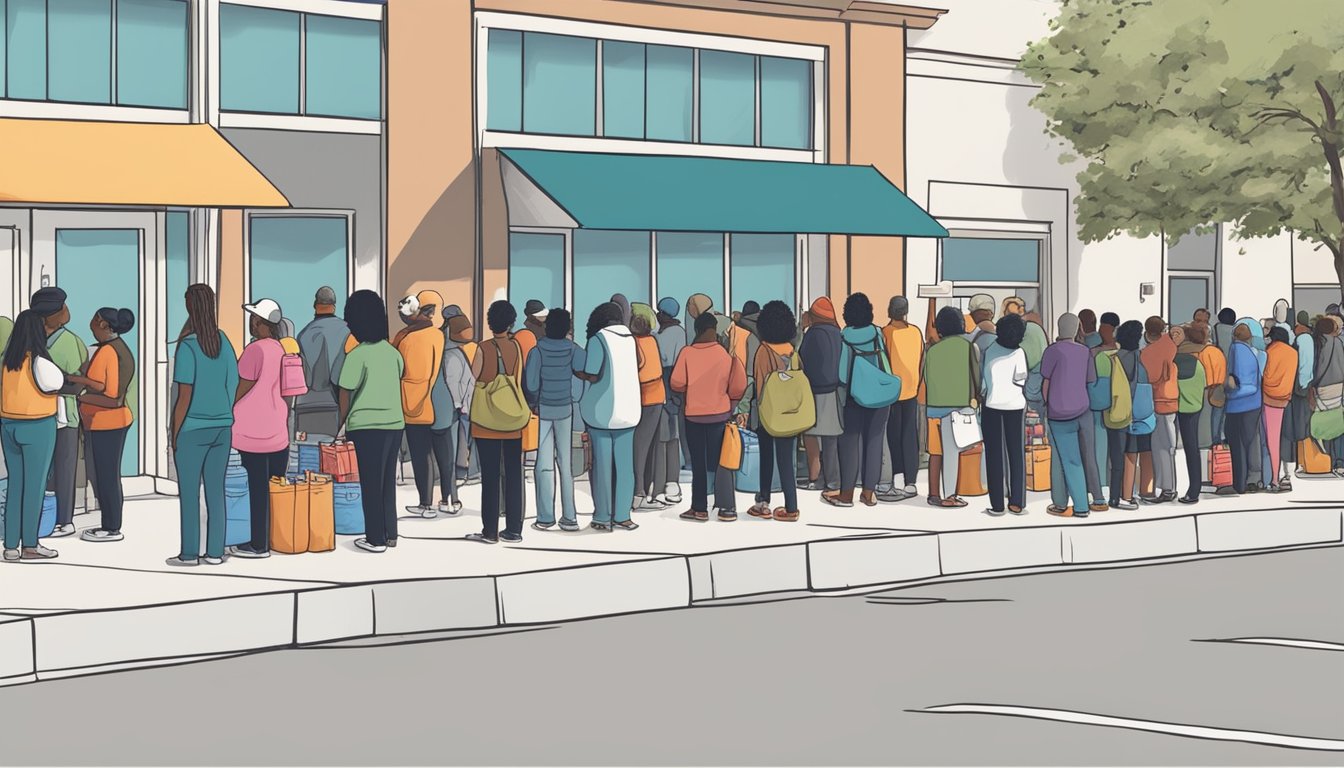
1235, 316, 1270, 490
523, 309, 584, 532
1224, 322, 1263, 495
824, 293, 892, 508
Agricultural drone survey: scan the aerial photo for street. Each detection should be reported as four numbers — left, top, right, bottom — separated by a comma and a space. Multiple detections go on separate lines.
0, 548, 1340, 766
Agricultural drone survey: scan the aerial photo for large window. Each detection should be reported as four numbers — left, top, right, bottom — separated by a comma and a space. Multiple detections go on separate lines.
221, 4, 382, 120
249, 216, 349, 330
0, 0, 187, 108
573, 230, 650, 341
657, 232, 723, 320
729, 234, 795, 312
486, 28, 813, 150
508, 232, 565, 321
941, 236, 1043, 317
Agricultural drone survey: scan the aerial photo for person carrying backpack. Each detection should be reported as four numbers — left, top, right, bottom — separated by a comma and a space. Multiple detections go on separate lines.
1174, 325, 1208, 504
745, 301, 809, 522
1112, 320, 1153, 508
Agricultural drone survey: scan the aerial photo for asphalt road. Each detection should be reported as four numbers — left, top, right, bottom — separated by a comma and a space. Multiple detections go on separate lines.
1, 548, 1341, 766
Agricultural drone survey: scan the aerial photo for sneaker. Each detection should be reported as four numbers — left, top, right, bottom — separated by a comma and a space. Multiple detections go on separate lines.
559, 519, 581, 532
637, 497, 666, 511
797, 479, 823, 491
406, 505, 436, 519
165, 556, 199, 567
532, 521, 556, 531
1178, 495, 1199, 505
439, 500, 464, 516
2, 549, 19, 562
80, 529, 124, 543
984, 508, 1007, 517
465, 533, 498, 544
680, 510, 709, 522
1160, 491, 1179, 503
1139, 495, 1167, 505
500, 532, 524, 543
20, 545, 58, 560
1215, 486, 1239, 496
48, 523, 76, 539
202, 555, 225, 566
877, 487, 915, 503
229, 545, 270, 559
354, 538, 387, 553
717, 509, 738, 522
1113, 499, 1140, 510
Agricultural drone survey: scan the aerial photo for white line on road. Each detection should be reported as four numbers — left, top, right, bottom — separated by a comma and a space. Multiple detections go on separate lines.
917, 704, 1344, 752
1202, 637, 1344, 652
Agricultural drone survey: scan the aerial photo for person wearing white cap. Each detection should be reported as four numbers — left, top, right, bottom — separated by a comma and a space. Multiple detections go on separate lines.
967, 294, 998, 355
230, 298, 290, 559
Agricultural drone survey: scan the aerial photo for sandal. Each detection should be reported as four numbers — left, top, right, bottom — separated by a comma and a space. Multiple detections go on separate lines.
747, 503, 773, 519
859, 491, 878, 507
589, 521, 613, 532
773, 508, 799, 522
937, 497, 968, 508
680, 510, 709, 522
613, 520, 640, 531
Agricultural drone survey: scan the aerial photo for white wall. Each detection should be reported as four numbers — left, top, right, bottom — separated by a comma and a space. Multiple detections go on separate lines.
1219, 231, 1294, 320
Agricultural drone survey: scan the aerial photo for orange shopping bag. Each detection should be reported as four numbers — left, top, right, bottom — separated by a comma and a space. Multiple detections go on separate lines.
522, 414, 540, 453
306, 473, 335, 553
720, 422, 743, 471
269, 476, 310, 555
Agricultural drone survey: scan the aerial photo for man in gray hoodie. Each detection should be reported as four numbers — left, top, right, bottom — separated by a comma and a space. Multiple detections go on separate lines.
296, 286, 348, 438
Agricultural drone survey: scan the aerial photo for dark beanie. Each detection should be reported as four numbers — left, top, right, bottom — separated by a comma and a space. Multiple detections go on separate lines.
30, 287, 67, 317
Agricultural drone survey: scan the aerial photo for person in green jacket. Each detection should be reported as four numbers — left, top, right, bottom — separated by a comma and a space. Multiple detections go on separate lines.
1174, 324, 1207, 504
32, 288, 88, 538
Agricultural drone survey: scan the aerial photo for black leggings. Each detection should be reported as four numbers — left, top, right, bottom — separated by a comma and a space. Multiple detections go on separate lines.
684, 420, 727, 513
349, 429, 402, 547
1225, 409, 1261, 494
240, 448, 288, 552
478, 437, 523, 539
982, 407, 1024, 511
1106, 427, 1128, 503
405, 424, 454, 508
88, 427, 128, 532
885, 398, 920, 488
1177, 412, 1202, 499
756, 431, 798, 511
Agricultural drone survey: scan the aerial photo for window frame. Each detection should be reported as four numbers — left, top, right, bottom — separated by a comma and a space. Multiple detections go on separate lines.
938, 229, 1051, 325
242, 209, 356, 321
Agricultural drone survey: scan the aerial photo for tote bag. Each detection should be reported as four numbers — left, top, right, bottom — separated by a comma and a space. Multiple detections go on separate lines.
759, 352, 816, 437
844, 335, 902, 409
470, 340, 530, 432
720, 421, 743, 471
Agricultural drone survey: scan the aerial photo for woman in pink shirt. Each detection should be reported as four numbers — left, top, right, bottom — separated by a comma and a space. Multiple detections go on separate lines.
231, 298, 291, 559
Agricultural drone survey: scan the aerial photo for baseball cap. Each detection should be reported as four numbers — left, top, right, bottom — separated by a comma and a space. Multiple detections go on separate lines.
314, 286, 337, 306
968, 294, 996, 313
243, 298, 283, 325
415, 290, 445, 317
523, 299, 548, 319
657, 297, 680, 317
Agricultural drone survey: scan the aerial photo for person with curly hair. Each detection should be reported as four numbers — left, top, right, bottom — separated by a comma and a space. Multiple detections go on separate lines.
921, 306, 981, 508
672, 312, 748, 522
824, 293, 895, 508
981, 313, 1029, 515
576, 302, 642, 532
745, 301, 802, 522
465, 300, 527, 543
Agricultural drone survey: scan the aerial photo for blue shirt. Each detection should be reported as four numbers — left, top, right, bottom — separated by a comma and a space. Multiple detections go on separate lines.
173, 332, 239, 433
1226, 341, 1263, 414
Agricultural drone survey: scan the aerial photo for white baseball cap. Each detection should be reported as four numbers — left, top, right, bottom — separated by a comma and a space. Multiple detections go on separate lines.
243, 298, 283, 325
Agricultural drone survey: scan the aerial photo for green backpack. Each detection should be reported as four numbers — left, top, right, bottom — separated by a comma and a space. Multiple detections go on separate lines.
759, 352, 817, 438
1101, 350, 1133, 430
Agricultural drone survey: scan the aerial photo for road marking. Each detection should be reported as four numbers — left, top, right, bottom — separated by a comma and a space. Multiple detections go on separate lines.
1201, 637, 1344, 653
917, 704, 1344, 752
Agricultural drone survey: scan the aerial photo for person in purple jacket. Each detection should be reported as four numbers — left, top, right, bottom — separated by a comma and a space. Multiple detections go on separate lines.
1041, 313, 1099, 518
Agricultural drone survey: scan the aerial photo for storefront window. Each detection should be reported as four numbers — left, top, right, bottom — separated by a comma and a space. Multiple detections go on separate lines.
941, 238, 1040, 282
249, 216, 349, 332
220, 4, 300, 114
523, 32, 596, 137
646, 44, 693, 143
760, 56, 811, 150
48, 0, 112, 104
573, 230, 649, 342
487, 29, 522, 132
509, 232, 565, 320
6, 0, 48, 100
656, 232, 724, 321
306, 14, 382, 120
699, 50, 756, 146
730, 234, 795, 311
602, 41, 645, 140
117, 0, 188, 109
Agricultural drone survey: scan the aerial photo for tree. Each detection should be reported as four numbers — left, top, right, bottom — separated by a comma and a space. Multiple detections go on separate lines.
1020, 0, 1344, 299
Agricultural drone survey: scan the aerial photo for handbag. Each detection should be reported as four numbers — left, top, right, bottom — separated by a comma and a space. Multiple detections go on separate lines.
844, 334, 902, 409
759, 352, 816, 437
1309, 406, 1344, 441
720, 421, 743, 471
470, 339, 530, 432
319, 439, 359, 482
949, 407, 982, 450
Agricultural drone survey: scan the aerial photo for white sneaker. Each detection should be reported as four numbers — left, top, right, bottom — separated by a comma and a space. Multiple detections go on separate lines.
49, 523, 76, 538
354, 538, 387, 553
201, 555, 225, 566
20, 545, 58, 560
165, 556, 199, 567
3, 549, 19, 562
438, 500, 463, 516
637, 497, 666, 511
80, 529, 124, 543
406, 505, 436, 519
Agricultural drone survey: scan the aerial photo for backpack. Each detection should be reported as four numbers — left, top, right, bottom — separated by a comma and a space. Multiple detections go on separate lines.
1124, 352, 1155, 435
1102, 350, 1133, 429
1087, 350, 1112, 412
844, 333, 903, 409
280, 352, 308, 397
759, 351, 816, 438
470, 339, 530, 432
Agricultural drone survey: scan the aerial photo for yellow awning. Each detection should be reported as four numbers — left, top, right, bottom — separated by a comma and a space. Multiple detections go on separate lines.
0, 119, 290, 208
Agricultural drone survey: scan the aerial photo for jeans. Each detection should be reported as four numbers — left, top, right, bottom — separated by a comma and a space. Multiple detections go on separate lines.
2, 416, 57, 550
886, 398, 920, 489
478, 436, 523, 538
405, 423, 456, 507
1177, 412, 1201, 499
633, 404, 662, 499
46, 426, 80, 526
239, 448, 288, 553
535, 415, 576, 526
87, 427, 128, 533
589, 426, 635, 525
1263, 405, 1285, 484
840, 401, 890, 493
757, 430, 798, 511
1050, 412, 1103, 505
349, 429, 403, 546
1209, 401, 1226, 444
1226, 408, 1262, 494
685, 420, 728, 513
1106, 427, 1129, 503
174, 426, 230, 560
1151, 413, 1178, 494
1048, 415, 1091, 511
983, 407, 1025, 511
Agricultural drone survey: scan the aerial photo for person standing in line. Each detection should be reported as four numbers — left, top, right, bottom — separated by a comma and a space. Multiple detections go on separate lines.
465, 301, 527, 543
653, 297, 686, 505
67, 308, 136, 542
1092, 312, 1121, 489
1191, 322, 1228, 446
1213, 308, 1238, 359
1236, 316, 1270, 490
525, 308, 582, 531
32, 288, 87, 539
295, 286, 348, 438
1261, 325, 1296, 492
745, 301, 802, 522
630, 307, 667, 512
799, 298, 843, 493
1224, 323, 1264, 495
1042, 313, 1100, 518
398, 290, 453, 519
443, 308, 479, 490
1140, 316, 1179, 504
1311, 315, 1344, 470
1001, 296, 1027, 319
1021, 311, 1051, 417
229, 299, 290, 559
981, 313, 1029, 516
1193, 308, 1212, 327
1281, 321, 1315, 489
576, 302, 643, 531
437, 311, 475, 513
727, 301, 761, 375
685, 293, 732, 346
967, 294, 998, 355
166, 285, 238, 567
1112, 321, 1151, 508
882, 296, 924, 502
825, 293, 894, 508
672, 311, 748, 522
1078, 309, 1103, 349
1, 311, 66, 561
921, 307, 980, 508
1173, 326, 1207, 504
514, 299, 546, 361
1294, 311, 1312, 339
338, 291, 406, 552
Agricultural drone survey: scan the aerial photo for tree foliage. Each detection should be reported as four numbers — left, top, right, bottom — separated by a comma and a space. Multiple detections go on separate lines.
1020, 0, 1344, 286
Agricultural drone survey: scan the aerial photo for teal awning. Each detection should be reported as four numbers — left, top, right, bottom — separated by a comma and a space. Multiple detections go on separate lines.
499, 149, 947, 237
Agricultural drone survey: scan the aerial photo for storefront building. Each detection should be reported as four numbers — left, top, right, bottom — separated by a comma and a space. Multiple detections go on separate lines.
388, 0, 948, 335
0, 0, 385, 492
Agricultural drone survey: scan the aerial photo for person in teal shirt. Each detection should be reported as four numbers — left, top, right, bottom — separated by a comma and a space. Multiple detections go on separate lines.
167, 285, 239, 567
338, 290, 405, 554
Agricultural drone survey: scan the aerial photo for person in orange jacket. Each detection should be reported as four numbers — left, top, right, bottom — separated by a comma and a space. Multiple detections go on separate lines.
1140, 316, 1179, 503
1262, 326, 1297, 491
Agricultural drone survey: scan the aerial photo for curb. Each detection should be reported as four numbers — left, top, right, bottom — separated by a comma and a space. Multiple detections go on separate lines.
2, 505, 1340, 686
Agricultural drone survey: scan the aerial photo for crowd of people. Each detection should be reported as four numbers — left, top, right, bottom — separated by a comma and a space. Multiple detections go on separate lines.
2, 281, 1341, 563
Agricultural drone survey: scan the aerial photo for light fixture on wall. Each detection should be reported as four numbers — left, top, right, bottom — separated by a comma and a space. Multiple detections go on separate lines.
1139, 282, 1155, 304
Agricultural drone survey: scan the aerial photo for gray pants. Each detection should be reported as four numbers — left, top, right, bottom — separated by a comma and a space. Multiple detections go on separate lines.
633, 404, 662, 499
1152, 412, 1178, 494
295, 409, 340, 440
815, 435, 840, 490
47, 426, 81, 526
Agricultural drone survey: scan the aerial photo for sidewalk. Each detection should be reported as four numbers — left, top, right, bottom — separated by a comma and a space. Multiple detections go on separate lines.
2, 462, 1341, 686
